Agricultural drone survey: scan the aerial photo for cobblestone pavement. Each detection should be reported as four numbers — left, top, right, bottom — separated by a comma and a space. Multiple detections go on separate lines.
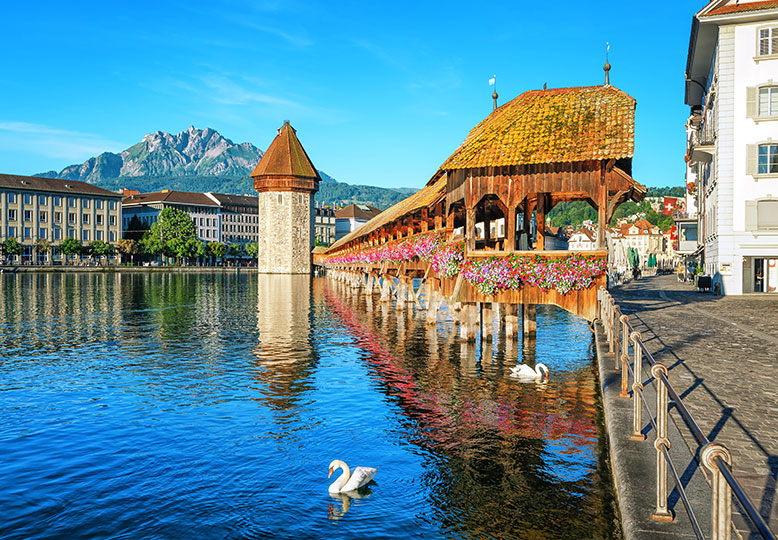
611, 274, 778, 534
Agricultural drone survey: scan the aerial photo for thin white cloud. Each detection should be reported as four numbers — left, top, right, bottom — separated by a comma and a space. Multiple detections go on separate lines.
0, 121, 127, 162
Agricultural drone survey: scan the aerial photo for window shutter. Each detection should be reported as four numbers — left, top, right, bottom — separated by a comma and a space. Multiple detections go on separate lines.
746, 144, 757, 175
747, 87, 757, 117
745, 200, 758, 231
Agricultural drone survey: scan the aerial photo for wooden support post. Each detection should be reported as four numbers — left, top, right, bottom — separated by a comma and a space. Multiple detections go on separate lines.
395, 278, 406, 310
536, 193, 546, 251
523, 304, 537, 335
460, 302, 478, 342
481, 303, 493, 341
466, 206, 476, 252
598, 162, 608, 250
506, 205, 517, 251
504, 304, 519, 339
426, 280, 439, 326
380, 275, 392, 303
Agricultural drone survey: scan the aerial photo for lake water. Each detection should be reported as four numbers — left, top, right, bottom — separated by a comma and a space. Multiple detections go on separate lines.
0, 272, 619, 539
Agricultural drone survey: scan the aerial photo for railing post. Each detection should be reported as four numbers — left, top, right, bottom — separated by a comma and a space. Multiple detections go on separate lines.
651, 363, 673, 522
630, 331, 645, 441
613, 306, 622, 368
620, 314, 630, 398
702, 443, 733, 540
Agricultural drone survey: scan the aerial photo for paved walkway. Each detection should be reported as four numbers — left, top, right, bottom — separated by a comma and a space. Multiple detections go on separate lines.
611, 274, 778, 537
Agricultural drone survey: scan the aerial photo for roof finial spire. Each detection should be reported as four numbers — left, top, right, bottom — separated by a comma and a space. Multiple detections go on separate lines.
603, 42, 611, 86
489, 74, 498, 110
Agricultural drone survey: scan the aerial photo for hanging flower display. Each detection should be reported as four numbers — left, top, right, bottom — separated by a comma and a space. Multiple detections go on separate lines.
324, 232, 606, 296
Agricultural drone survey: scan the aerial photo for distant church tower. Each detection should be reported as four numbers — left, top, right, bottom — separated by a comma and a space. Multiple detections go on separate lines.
251, 121, 320, 274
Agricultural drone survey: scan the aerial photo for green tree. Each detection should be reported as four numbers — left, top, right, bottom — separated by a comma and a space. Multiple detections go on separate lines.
89, 240, 115, 264
207, 242, 226, 266
228, 243, 242, 257
60, 238, 83, 265
2, 237, 22, 262
245, 242, 258, 259
34, 238, 51, 265
140, 207, 200, 264
117, 238, 141, 264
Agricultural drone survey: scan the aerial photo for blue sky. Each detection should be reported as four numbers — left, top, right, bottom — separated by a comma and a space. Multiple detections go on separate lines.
0, 1, 701, 189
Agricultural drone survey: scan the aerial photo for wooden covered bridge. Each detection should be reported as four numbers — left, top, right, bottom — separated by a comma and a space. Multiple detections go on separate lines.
316, 83, 646, 340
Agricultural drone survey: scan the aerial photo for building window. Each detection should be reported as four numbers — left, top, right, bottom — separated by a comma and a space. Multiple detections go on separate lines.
96, 200, 103, 209
109, 200, 116, 210
39, 210, 47, 222
8, 193, 16, 203
109, 231, 115, 242
68, 212, 76, 224
39, 228, 47, 239
109, 215, 116, 226
69, 197, 76, 207
7, 226, 16, 238
759, 27, 778, 56
24, 210, 32, 221
54, 212, 62, 223
758, 200, 778, 229
82, 230, 90, 241
54, 196, 62, 206
24, 193, 32, 205
83, 199, 90, 208
96, 230, 103, 241
68, 228, 76, 239
759, 87, 778, 117
82, 214, 90, 225
7, 209, 16, 221
54, 228, 61, 240
38, 194, 47, 205
759, 144, 778, 174
96, 214, 103, 226
24, 227, 31, 239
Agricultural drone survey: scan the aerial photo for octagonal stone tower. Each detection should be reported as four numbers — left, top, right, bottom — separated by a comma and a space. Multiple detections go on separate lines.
251, 121, 320, 274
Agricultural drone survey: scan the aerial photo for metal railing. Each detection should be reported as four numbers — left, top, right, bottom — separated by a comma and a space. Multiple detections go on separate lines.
597, 287, 777, 540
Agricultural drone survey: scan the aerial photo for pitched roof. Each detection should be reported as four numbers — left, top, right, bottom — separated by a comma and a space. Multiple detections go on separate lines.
122, 190, 219, 207
619, 219, 658, 236
206, 192, 258, 208
702, 0, 778, 16
334, 204, 382, 220
572, 228, 597, 242
326, 174, 448, 253
441, 85, 635, 170
0, 173, 122, 198
250, 121, 320, 180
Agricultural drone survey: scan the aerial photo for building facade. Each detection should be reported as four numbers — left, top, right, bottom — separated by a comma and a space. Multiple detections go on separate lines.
205, 192, 259, 247
0, 173, 122, 263
314, 205, 336, 246
251, 121, 320, 274
685, 0, 778, 294
122, 190, 221, 242
334, 204, 382, 241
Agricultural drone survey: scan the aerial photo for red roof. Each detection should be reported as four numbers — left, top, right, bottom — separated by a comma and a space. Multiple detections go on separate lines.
250, 121, 319, 180
703, 0, 778, 16
0, 173, 122, 198
122, 190, 219, 207
619, 220, 658, 236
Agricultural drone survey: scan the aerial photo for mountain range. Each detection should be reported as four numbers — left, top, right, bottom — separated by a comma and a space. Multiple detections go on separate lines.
35, 126, 417, 209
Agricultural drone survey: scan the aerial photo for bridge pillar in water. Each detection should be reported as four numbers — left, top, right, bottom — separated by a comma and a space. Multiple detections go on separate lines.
504, 304, 519, 340
523, 304, 537, 335
380, 275, 392, 303
481, 303, 493, 341
460, 302, 478, 342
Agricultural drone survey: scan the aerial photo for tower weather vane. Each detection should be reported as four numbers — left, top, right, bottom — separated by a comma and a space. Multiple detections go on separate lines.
604, 42, 611, 86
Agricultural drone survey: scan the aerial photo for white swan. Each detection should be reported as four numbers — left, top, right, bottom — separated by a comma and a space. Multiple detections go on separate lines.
510, 362, 549, 382
328, 459, 377, 493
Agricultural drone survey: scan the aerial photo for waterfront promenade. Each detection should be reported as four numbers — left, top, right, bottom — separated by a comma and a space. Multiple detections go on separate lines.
608, 274, 778, 538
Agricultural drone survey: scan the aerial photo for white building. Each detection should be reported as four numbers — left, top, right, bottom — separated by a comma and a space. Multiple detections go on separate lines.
568, 227, 597, 250
334, 204, 382, 241
685, 0, 778, 294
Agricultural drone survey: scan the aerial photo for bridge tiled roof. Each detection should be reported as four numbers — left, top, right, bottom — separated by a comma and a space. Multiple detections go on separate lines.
325, 174, 447, 253
441, 85, 635, 170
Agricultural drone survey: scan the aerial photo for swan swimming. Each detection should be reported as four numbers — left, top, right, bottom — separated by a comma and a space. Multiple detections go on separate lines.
328, 459, 378, 493
510, 362, 549, 382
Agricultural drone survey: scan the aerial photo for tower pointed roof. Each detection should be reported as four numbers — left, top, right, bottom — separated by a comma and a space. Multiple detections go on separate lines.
251, 121, 320, 180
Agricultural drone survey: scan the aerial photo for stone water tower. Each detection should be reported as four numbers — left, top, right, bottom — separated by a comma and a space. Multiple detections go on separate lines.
251, 121, 320, 274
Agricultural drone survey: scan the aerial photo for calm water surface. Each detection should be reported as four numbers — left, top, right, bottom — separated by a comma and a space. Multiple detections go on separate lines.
0, 272, 618, 539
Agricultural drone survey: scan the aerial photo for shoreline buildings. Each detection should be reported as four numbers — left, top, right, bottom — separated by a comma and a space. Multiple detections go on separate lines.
685, 0, 778, 294
0, 173, 122, 264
